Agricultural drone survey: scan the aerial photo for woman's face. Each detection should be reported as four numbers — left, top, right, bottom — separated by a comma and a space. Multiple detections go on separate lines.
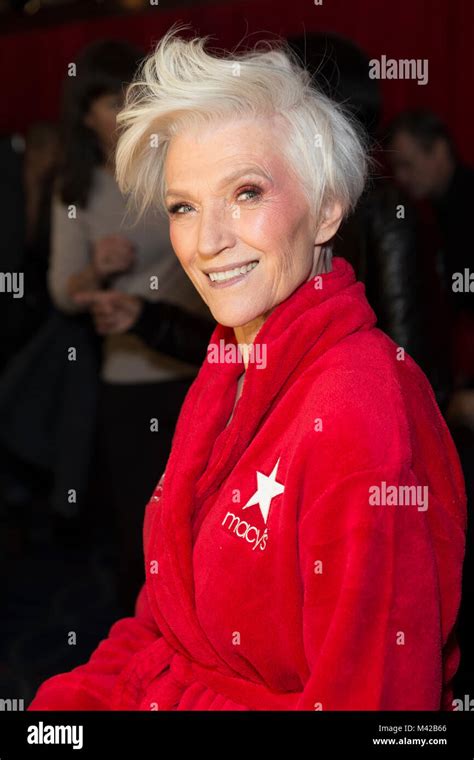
164, 116, 341, 329
84, 91, 124, 156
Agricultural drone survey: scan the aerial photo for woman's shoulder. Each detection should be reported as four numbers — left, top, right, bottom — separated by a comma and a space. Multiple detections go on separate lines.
287, 326, 424, 473
301, 325, 410, 413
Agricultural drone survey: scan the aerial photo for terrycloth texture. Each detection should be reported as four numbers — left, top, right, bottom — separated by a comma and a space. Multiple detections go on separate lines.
28, 257, 467, 711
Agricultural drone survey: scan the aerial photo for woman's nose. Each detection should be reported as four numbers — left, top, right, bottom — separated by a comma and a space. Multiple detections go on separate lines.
196, 205, 235, 257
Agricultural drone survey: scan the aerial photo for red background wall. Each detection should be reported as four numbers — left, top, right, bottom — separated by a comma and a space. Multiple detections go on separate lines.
1, 0, 472, 162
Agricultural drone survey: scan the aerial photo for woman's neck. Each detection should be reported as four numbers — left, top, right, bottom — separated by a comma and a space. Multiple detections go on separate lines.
233, 315, 267, 363
232, 247, 331, 369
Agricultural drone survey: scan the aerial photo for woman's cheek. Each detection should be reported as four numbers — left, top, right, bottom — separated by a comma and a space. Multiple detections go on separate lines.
250, 200, 292, 241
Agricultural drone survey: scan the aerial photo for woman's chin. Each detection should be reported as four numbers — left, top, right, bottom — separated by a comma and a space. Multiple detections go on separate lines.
209, 306, 263, 331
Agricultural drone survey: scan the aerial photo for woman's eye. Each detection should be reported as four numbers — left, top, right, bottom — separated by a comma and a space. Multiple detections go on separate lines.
168, 203, 193, 215
167, 187, 262, 216
236, 186, 262, 202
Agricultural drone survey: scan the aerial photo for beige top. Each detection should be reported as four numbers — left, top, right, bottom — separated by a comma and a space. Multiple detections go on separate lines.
48, 166, 211, 383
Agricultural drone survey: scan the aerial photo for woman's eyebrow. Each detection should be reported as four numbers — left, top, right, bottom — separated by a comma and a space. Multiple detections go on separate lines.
165, 166, 272, 199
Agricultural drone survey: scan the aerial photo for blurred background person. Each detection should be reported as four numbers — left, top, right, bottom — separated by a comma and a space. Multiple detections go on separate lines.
386, 110, 474, 391
47, 38, 213, 615
0, 35, 214, 704
287, 33, 453, 414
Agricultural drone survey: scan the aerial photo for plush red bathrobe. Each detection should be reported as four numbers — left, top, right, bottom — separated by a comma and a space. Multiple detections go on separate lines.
28, 257, 466, 711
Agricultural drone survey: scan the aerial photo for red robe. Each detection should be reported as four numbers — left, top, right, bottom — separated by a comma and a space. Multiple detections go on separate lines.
28, 257, 466, 711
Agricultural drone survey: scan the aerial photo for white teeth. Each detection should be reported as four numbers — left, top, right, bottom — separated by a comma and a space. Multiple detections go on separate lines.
208, 261, 258, 282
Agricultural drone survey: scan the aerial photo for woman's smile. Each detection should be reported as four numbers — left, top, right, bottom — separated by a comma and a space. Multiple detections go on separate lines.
204, 260, 259, 288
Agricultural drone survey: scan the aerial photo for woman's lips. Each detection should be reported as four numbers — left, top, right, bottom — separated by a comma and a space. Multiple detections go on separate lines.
205, 260, 259, 288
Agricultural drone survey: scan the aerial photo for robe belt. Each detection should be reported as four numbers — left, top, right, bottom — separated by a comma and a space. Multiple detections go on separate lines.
169, 651, 300, 710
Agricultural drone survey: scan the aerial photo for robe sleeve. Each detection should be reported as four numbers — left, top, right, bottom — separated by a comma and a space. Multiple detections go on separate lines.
27, 478, 165, 711
26, 581, 162, 711
294, 466, 462, 710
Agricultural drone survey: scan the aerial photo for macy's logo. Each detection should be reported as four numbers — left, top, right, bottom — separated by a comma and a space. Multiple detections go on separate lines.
220, 459, 284, 551
221, 511, 268, 551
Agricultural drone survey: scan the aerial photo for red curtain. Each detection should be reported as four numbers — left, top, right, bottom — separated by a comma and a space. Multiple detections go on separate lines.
1, 0, 472, 162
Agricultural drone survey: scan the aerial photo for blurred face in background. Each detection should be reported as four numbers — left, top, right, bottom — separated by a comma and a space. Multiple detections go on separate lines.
389, 130, 454, 200
83, 91, 124, 158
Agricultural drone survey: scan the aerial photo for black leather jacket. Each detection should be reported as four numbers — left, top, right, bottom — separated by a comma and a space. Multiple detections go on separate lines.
131, 300, 215, 368
333, 179, 452, 413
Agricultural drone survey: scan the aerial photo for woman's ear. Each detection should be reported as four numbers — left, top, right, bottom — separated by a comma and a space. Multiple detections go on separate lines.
314, 201, 344, 246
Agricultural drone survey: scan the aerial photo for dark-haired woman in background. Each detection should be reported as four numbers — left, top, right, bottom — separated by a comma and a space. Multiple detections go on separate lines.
49, 39, 212, 615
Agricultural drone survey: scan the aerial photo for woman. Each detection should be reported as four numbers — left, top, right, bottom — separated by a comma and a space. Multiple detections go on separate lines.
28, 27, 466, 711
48, 39, 211, 614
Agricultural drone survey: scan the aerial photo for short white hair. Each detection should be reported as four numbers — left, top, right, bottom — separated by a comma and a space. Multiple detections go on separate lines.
115, 23, 369, 231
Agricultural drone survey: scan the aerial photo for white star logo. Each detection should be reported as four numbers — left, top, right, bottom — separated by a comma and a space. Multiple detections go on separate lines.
242, 458, 285, 524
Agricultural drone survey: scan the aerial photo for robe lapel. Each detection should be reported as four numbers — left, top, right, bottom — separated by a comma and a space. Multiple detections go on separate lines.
147, 345, 244, 669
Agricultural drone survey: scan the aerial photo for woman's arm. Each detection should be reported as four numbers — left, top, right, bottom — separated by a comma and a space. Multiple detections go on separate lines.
131, 299, 215, 366
286, 361, 466, 711
294, 464, 464, 710
48, 196, 100, 313
48, 197, 135, 313
72, 290, 215, 366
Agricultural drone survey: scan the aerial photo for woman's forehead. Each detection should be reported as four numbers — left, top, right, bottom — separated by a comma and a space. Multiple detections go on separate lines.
165, 121, 284, 183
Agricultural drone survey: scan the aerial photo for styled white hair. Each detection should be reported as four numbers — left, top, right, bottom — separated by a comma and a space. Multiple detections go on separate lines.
115, 23, 369, 236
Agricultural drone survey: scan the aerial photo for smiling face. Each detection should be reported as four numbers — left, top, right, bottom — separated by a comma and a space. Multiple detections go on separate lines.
164, 116, 342, 336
